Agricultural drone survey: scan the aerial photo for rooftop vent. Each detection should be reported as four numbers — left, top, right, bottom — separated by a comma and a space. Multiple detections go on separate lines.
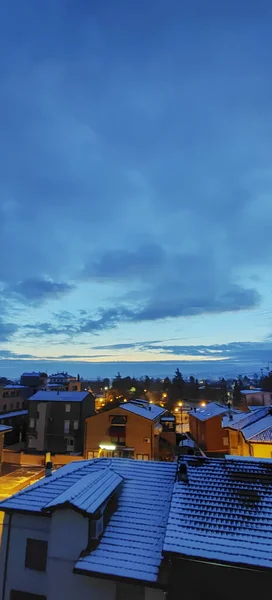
178, 462, 189, 483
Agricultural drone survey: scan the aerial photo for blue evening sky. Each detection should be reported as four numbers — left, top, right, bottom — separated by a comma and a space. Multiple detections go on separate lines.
1, 0, 272, 377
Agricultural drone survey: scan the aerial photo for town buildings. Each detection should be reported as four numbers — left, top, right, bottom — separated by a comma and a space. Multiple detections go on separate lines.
0, 385, 31, 413
189, 402, 229, 454
240, 388, 272, 408
20, 373, 48, 393
0, 455, 271, 600
84, 399, 172, 460
225, 406, 272, 457
47, 372, 81, 392
27, 390, 95, 454
0, 424, 12, 472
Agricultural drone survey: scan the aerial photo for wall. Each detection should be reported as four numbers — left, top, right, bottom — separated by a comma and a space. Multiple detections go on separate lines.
170, 556, 271, 600
242, 391, 272, 407
3, 513, 50, 600
0, 507, 164, 600
250, 442, 272, 458
85, 407, 154, 459
2, 449, 84, 466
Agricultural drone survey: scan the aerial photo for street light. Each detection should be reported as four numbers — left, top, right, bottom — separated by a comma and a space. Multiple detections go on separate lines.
201, 402, 206, 407
178, 401, 183, 407
162, 393, 167, 398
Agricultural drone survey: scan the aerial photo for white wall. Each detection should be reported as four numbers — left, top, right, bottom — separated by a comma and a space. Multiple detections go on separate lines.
1, 507, 166, 600
4, 513, 50, 600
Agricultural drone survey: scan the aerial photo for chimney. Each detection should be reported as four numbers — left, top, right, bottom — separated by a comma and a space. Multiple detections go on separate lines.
178, 462, 188, 483
227, 399, 233, 420
149, 406, 152, 411
45, 461, 53, 477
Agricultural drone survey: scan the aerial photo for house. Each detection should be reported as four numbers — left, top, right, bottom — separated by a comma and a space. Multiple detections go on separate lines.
0, 410, 28, 445
0, 424, 12, 472
47, 372, 81, 392
84, 399, 168, 460
0, 385, 31, 413
20, 373, 48, 393
0, 456, 272, 600
164, 455, 272, 599
0, 458, 176, 600
240, 388, 272, 408
224, 406, 272, 458
27, 391, 95, 454
189, 402, 229, 454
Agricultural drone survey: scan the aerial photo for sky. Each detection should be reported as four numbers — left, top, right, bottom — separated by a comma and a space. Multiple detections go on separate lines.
1, 0, 272, 379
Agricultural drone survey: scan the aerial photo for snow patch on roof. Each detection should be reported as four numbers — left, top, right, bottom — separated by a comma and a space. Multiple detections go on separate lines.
120, 400, 165, 420
29, 391, 89, 402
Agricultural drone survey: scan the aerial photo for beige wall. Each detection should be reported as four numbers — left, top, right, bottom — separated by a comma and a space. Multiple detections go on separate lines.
85, 407, 158, 459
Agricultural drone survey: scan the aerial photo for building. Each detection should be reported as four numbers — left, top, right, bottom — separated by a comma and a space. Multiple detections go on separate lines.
0, 456, 272, 600
240, 388, 272, 408
0, 458, 176, 600
189, 402, 229, 454
0, 385, 31, 413
27, 391, 95, 454
164, 455, 272, 599
85, 399, 168, 460
47, 372, 81, 392
0, 410, 28, 445
0, 424, 12, 472
225, 406, 272, 458
20, 373, 48, 393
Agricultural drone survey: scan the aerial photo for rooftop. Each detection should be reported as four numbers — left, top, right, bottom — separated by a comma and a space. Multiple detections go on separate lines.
164, 455, 272, 570
225, 406, 270, 431
0, 424, 12, 434
3, 385, 29, 390
190, 402, 227, 422
119, 399, 165, 420
242, 414, 272, 442
29, 391, 89, 402
0, 410, 28, 420
240, 388, 265, 394
0, 458, 176, 584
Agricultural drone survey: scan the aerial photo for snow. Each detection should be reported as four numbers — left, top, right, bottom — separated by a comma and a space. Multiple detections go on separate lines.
45, 469, 123, 515
3, 385, 29, 389
0, 410, 28, 420
163, 456, 272, 570
0, 424, 12, 433
119, 400, 165, 420
190, 402, 227, 422
29, 391, 89, 402
226, 406, 269, 430
242, 414, 272, 441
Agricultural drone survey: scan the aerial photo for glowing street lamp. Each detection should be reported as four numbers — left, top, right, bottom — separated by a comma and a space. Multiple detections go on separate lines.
99, 444, 116, 451
162, 393, 167, 398
201, 402, 206, 407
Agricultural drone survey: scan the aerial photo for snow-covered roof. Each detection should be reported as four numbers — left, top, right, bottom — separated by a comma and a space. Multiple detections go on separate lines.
240, 389, 264, 394
28, 391, 89, 402
3, 385, 29, 389
45, 469, 123, 515
0, 424, 12, 433
21, 372, 41, 377
164, 456, 272, 569
119, 400, 165, 420
0, 410, 28, 420
0, 458, 176, 584
222, 410, 247, 428
226, 406, 270, 431
190, 402, 227, 422
242, 414, 272, 442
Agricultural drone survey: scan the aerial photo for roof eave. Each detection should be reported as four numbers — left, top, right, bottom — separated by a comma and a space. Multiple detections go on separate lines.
73, 565, 167, 589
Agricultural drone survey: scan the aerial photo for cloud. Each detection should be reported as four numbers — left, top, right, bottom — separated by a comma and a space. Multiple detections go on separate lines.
8, 278, 74, 304
0, 319, 18, 342
84, 244, 165, 281
0, 349, 36, 359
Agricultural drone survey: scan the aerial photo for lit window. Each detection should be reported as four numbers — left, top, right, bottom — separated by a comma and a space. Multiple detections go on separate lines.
29, 419, 35, 429
65, 404, 71, 412
73, 420, 79, 430
64, 420, 70, 433
136, 454, 149, 461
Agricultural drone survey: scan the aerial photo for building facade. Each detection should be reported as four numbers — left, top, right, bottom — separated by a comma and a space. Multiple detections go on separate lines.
27, 391, 95, 454
189, 403, 228, 454
85, 399, 168, 460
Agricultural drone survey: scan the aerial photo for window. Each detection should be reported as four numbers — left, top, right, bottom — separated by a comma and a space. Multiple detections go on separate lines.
65, 437, 74, 451
10, 403, 13, 410
25, 538, 47, 571
10, 592, 46, 600
223, 437, 229, 447
16, 402, 20, 409
64, 420, 70, 433
65, 404, 71, 412
136, 454, 149, 460
73, 420, 79, 430
87, 451, 99, 459
29, 419, 35, 429
3, 404, 6, 411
